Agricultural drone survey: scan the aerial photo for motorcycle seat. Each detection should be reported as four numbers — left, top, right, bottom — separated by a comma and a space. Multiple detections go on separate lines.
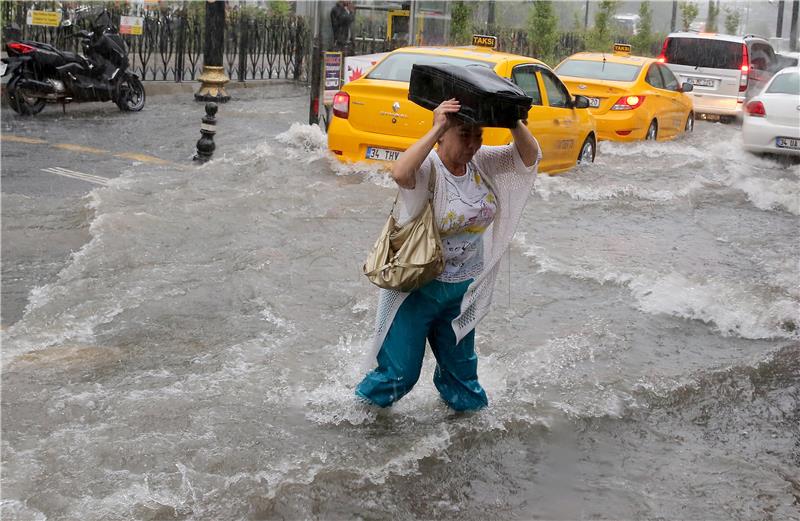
59, 51, 87, 66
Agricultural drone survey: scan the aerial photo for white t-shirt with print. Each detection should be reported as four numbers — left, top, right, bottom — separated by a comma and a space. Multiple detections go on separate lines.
399, 152, 497, 283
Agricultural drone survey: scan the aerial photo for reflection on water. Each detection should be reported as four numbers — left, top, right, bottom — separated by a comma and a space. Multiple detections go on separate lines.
2, 116, 798, 520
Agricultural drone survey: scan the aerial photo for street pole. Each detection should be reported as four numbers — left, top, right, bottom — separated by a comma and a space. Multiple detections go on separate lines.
308, 0, 321, 125
790, 0, 799, 51
408, 0, 416, 46
584, 0, 589, 29
671, 0, 678, 31
195, 0, 230, 102
777, 0, 785, 37
487, 0, 495, 35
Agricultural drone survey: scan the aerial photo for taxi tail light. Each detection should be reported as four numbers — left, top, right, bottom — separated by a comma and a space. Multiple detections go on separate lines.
611, 95, 645, 110
332, 91, 349, 119
739, 43, 749, 93
657, 37, 668, 63
745, 100, 765, 117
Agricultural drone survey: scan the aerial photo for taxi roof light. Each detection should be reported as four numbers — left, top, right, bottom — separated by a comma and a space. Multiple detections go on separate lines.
613, 43, 632, 56
471, 34, 497, 49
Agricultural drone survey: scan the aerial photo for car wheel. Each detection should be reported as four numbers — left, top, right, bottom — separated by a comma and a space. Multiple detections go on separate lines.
577, 135, 596, 164
645, 120, 658, 140
684, 112, 694, 133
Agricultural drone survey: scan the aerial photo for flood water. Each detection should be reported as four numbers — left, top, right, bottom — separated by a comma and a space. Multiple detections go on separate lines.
2, 94, 799, 520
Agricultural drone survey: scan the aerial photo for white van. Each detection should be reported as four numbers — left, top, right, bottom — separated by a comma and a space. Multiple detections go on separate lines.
658, 33, 780, 120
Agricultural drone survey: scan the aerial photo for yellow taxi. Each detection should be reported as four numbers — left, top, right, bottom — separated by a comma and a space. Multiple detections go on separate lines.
327, 36, 597, 174
554, 44, 695, 142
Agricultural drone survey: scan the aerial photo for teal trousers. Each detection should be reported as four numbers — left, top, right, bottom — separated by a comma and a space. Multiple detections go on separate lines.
356, 279, 488, 411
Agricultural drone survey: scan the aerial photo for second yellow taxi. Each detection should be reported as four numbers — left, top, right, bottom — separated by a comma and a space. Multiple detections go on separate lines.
554, 44, 695, 142
327, 36, 597, 174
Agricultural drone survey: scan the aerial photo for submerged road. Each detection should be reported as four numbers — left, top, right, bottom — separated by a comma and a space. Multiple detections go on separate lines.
2, 87, 798, 520
1, 84, 308, 327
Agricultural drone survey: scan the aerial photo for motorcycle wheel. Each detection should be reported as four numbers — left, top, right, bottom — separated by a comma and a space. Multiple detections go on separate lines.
6, 75, 46, 116
115, 74, 145, 112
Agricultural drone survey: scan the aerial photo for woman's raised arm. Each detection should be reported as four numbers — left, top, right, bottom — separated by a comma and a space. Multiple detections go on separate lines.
509, 119, 540, 168
391, 99, 460, 188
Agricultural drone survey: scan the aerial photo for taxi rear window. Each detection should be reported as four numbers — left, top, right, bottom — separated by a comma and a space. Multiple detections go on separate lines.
767, 71, 800, 94
367, 52, 493, 82
555, 59, 641, 82
664, 37, 743, 69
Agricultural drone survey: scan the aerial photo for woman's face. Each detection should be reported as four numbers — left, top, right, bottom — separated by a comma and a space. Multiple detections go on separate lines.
439, 122, 483, 166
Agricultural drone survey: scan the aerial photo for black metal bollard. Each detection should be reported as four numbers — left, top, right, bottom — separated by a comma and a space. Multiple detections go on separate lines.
193, 102, 217, 163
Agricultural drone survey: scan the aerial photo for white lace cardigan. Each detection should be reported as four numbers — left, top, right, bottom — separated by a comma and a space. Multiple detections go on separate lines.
367, 141, 541, 359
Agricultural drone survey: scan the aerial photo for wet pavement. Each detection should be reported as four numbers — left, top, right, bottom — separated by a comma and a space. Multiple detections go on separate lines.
1, 84, 799, 520
2, 82, 307, 326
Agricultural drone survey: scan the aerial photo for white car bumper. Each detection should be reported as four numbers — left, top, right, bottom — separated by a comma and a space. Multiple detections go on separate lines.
688, 92, 744, 117
742, 115, 800, 156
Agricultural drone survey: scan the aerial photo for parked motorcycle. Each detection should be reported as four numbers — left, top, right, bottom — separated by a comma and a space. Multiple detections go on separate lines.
2, 8, 145, 115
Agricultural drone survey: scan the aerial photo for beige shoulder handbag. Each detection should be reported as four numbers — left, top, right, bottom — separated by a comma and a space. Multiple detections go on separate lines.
363, 163, 444, 292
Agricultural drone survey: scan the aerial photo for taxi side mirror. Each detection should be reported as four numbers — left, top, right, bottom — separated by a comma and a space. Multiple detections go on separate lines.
573, 95, 591, 109
681, 82, 694, 92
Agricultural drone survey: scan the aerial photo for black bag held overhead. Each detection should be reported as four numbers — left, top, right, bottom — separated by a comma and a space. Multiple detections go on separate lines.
408, 64, 533, 128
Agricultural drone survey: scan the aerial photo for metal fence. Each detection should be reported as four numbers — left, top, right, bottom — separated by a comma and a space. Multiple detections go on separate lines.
1, 2, 309, 83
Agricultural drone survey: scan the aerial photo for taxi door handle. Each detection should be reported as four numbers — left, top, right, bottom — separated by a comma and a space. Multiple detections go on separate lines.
555, 118, 573, 126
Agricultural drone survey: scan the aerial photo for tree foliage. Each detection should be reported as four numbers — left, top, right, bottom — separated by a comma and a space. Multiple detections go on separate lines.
526, 1, 558, 64
705, 0, 719, 33
680, 1, 699, 31
632, 1, 653, 55
587, 0, 618, 51
724, 7, 741, 35
450, 1, 473, 46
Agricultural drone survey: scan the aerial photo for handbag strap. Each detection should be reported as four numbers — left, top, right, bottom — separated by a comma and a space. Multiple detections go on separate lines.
390, 161, 437, 215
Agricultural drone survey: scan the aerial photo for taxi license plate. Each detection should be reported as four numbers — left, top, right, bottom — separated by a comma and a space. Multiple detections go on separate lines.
776, 137, 800, 149
588, 97, 600, 108
366, 147, 401, 161
687, 77, 715, 88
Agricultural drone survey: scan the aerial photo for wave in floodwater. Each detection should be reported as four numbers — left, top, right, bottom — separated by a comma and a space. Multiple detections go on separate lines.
2, 120, 798, 521
516, 235, 799, 340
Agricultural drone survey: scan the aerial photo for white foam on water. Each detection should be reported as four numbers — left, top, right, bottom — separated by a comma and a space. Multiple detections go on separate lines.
355, 428, 453, 485
479, 318, 639, 421
517, 238, 799, 340
629, 271, 799, 339
351, 296, 373, 314
534, 173, 685, 202
255, 299, 295, 332
328, 157, 395, 187
717, 161, 800, 215
599, 138, 708, 160
0, 500, 47, 521
274, 123, 329, 163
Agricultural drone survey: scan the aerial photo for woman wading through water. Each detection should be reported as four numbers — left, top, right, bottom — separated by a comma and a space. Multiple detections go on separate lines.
356, 98, 541, 411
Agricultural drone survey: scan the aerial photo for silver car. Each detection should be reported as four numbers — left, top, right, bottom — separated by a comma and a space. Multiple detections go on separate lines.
658, 33, 780, 121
